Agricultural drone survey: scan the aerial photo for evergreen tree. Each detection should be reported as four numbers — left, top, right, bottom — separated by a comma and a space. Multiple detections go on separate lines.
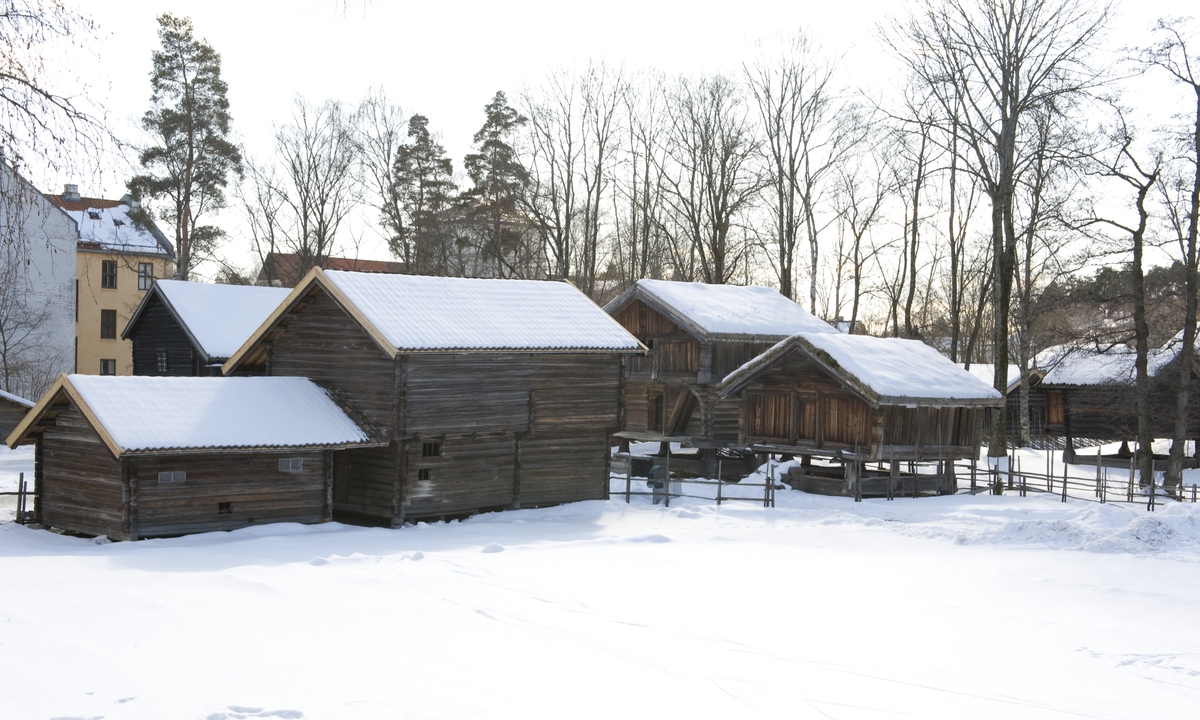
392, 114, 455, 274
464, 91, 528, 277
129, 13, 242, 280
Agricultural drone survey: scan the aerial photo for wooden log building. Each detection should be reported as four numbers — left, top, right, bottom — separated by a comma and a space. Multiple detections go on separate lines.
122, 280, 292, 376
719, 332, 1003, 497
960, 363, 1049, 440
603, 279, 836, 474
0, 388, 33, 440
223, 268, 645, 526
6, 375, 380, 540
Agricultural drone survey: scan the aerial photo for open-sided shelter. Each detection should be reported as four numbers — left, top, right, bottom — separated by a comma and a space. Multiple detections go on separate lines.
603, 279, 835, 473
6, 375, 379, 540
223, 268, 644, 526
719, 333, 1002, 496
122, 280, 292, 376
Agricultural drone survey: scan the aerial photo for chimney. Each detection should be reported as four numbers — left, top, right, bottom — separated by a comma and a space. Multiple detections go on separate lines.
62, 184, 81, 202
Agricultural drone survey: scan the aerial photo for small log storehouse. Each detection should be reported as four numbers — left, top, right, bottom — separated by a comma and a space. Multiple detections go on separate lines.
0, 388, 33, 440
6, 375, 380, 540
719, 332, 1002, 497
122, 280, 292, 376
223, 268, 645, 526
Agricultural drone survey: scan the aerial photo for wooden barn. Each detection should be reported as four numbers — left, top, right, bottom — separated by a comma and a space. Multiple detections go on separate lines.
603, 279, 835, 474
960, 363, 1049, 440
222, 268, 644, 526
1040, 333, 1200, 460
122, 280, 292, 376
5, 375, 379, 540
718, 332, 1002, 497
0, 388, 33, 440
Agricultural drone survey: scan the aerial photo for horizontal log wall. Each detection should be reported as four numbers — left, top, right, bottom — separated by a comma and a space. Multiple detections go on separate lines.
519, 432, 608, 506
1, 401, 29, 440
332, 446, 396, 522
128, 294, 199, 376
406, 434, 514, 517
133, 451, 327, 538
712, 341, 778, 380
39, 403, 125, 539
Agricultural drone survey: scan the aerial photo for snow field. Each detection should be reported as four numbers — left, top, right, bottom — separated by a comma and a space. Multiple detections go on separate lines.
2, 485, 1199, 719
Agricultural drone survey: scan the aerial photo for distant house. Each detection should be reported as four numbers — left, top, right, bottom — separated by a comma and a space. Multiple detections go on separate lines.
0, 389, 34, 440
719, 333, 1002, 496
122, 280, 292, 376
0, 163, 78, 399
959, 363, 1048, 440
45, 186, 174, 377
6, 375, 380, 540
256, 252, 406, 288
224, 268, 644, 525
603, 279, 835, 475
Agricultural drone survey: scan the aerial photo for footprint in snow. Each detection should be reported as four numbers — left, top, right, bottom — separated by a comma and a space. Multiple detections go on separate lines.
481, 542, 505, 553
208, 707, 305, 719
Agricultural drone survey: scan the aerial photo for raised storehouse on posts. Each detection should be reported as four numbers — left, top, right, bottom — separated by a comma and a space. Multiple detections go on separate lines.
6, 375, 379, 540
719, 333, 1002, 497
223, 269, 645, 526
122, 280, 292, 376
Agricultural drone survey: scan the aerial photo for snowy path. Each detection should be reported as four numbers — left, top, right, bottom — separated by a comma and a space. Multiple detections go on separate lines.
2, 490, 1199, 719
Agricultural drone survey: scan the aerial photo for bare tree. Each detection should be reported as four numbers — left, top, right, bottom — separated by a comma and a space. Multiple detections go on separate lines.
832, 141, 891, 329
352, 89, 408, 267
0, 257, 60, 398
612, 74, 671, 287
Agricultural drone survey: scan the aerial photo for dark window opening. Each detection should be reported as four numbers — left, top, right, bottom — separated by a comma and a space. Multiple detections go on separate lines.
138, 262, 154, 291
99, 359, 116, 375
418, 468, 431, 481
88, 211, 100, 220
101, 260, 117, 289
156, 350, 168, 373
278, 457, 304, 472
218, 502, 232, 515
422, 441, 442, 457
649, 393, 664, 433
113, 219, 124, 227
100, 309, 117, 338
157, 470, 186, 483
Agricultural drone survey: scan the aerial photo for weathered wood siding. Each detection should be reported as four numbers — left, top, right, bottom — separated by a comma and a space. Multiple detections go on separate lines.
613, 299, 682, 377
133, 451, 327, 538
1, 399, 30, 439
406, 434, 514, 516
712, 341, 778, 380
39, 402, 125, 539
332, 446, 396, 523
128, 293, 200, 376
519, 432, 609, 506
268, 289, 396, 433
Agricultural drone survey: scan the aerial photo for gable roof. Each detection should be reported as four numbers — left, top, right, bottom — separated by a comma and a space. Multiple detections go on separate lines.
1041, 330, 1200, 388
225, 268, 645, 371
604, 279, 835, 341
123, 280, 293, 363
720, 332, 1003, 407
7, 375, 376, 457
45, 194, 174, 257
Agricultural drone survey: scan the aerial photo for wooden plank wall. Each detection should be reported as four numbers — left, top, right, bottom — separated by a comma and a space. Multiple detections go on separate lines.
406, 434, 515, 517
332, 446, 396, 523
613, 299, 683, 376
712, 341, 778, 380
0, 400, 30, 440
133, 451, 327, 538
128, 294, 201, 376
39, 403, 125, 539
519, 432, 608, 506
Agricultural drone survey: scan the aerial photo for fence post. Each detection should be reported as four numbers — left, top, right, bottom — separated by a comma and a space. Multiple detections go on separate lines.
665, 445, 671, 508
716, 459, 723, 506
1128, 455, 1135, 502
1101, 465, 1107, 504
15, 472, 25, 524
765, 457, 773, 508
1061, 459, 1068, 503
625, 466, 631, 504
970, 453, 977, 493
1148, 473, 1156, 512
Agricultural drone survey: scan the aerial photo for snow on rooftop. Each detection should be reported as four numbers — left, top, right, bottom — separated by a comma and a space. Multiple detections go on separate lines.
1041, 346, 1137, 386
63, 202, 170, 255
0, 388, 33, 407
155, 281, 292, 361
630, 279, 835, 337
322, 270, 642, 351
67, 375, 369, 452
958, 364, 1021, 392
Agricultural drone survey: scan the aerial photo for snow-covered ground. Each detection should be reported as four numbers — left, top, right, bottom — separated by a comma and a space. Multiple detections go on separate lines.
3, 465, 1199, 719
0, 444, 34, 493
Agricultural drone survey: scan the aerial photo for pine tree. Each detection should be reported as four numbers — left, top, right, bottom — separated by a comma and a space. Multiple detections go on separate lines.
129, 14, 242, 280
392, 114, 455, 274
464, 91, 528, 277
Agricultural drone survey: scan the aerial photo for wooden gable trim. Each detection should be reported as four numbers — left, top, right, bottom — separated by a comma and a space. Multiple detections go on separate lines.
6, 375, 124, 459
722, 344, 884, 409
606, 285, 711, 344
222, 267, 398, 375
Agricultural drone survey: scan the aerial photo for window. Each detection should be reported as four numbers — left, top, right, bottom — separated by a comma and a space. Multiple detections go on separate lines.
156, 350, 168, 373
218, 502, 232, 515
158, 470, 186, 483
99, 359, 116, 375
422, 441, 442, 457
138, 263, 154, 291
278, 457, 304, 472
101, 260, 117, 289
100, 309, 117, 339
88, 210, 100, 220
418, 468, 431, 481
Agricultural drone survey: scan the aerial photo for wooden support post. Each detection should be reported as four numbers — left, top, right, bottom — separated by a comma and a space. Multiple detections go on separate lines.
889, 459, 897, 501
970, 453, 976, 494
1128, 455, 1135, 502
15, 472, 24, 524
1095, 451, 1102, 498
716, 459, 723, 506
665, 444, 671, 508
765, 456, 773, 508
1061, 459, 1068, 503
625, 466, 631, 504
323, 450, 334, 523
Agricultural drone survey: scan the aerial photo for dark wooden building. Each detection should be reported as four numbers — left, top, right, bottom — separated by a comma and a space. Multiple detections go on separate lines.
122, 280, 291, 376
1, 388, 33, 440
256, 252, 406, 288
223, 268, 644, 526
960, 363, 1049, 440
604, 279, 836, 473
719, 333, 1002, 496
6, 375, 379, 540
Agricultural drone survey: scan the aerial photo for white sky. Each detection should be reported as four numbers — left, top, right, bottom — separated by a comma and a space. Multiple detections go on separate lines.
50, 0, 1200, 278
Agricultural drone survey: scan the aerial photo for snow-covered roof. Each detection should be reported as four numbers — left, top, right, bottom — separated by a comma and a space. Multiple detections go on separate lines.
605, 279, 835, 340
7, 375, 373, 455
0, 389, 33, 408
48, 196, 173, 256
1041, 346, 1137, 387
127, 280, 293, 362
315, 269, 643, 352
720, 332, 1003, 406
958, 364, 1022, 394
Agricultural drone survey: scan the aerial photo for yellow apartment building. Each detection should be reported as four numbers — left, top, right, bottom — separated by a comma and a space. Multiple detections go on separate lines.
47, 185, 174, 375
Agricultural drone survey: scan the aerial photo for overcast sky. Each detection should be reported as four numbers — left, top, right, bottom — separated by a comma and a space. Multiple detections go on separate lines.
53, 0, 1200, 277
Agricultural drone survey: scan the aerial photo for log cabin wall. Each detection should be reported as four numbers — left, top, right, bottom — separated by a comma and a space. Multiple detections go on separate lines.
613, 299, 683, 378
1045, 366, 1200, 442
739, 355, 877, 450
128, 293, 202, 376
38, 402, 125, 539
879, 406, 980, 449
132, 451, 327, 538
0, 400, 30, 439
332, 446, 396, 525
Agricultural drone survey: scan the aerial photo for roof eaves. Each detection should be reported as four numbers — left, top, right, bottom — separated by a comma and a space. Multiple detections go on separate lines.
5, 376, 123, 459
